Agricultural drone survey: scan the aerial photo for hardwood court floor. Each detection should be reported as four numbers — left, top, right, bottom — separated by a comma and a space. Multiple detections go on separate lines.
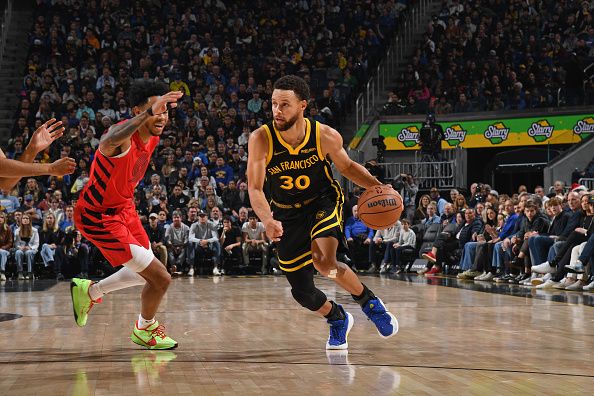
1, 274, 593, 395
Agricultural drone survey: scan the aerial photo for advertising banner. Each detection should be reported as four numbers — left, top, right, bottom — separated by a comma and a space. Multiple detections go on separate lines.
379, 113, 594, 150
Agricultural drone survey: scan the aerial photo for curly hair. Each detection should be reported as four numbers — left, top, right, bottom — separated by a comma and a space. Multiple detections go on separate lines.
273, 75, 310, 101
128, 80, 169, 108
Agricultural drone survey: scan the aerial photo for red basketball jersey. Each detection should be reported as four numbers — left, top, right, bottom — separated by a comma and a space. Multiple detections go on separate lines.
79, 125, 159, 211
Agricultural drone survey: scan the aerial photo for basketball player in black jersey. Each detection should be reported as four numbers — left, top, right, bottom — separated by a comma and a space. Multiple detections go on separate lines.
247, 75, 398, 350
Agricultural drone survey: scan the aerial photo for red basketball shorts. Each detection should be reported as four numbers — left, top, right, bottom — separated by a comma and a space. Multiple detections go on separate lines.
74, 204, 154, 271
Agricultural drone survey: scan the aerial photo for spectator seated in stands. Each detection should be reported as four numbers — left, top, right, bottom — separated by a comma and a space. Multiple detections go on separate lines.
533, 193, 594, 289
189, 209, 220, 277
39, 213, 65, 280
14, 214, 39, 280
0, 212, 13, 281
165, 211, 190, 276
345, 204, 374, 271
507, 201, 549, 282
59, 206, 74, 231
564, 230, 594, 291
145, 212, 168, 274
422, 202, 441, 225
387, 219, 417, 274
389, 0, 594, 115
371, 219, 402, 274
528, 192, 580, 276
241, 214, 268, 274
457, 205, 499, 280
420, 208, 483, 276
0, 189, 21, 214
413, 194, 431, 225
440, 202, 457, 226
55, 228, 90, 279
218, 216, 242, 275
429, 187, 447, 216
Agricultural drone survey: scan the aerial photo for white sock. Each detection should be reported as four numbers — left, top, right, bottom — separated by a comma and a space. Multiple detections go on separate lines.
137, 314, 155, 329
89, 266, 146, 301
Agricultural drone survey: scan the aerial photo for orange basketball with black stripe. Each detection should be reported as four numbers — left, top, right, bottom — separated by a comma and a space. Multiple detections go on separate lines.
357, 185, 403, 230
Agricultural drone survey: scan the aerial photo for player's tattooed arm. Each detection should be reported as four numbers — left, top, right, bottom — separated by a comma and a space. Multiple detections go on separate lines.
99, 111, 150, 154
319, 124, 382, 189
100, 91, 183, 156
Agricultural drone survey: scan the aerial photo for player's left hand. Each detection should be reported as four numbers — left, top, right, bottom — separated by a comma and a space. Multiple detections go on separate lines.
28, 118, 65, 154
150, 91, 184, 115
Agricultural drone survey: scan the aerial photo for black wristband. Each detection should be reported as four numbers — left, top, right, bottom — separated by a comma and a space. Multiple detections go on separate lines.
146, 106, 154, 116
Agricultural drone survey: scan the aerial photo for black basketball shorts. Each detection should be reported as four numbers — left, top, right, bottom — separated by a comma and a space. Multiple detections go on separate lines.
273, 194, 346, 272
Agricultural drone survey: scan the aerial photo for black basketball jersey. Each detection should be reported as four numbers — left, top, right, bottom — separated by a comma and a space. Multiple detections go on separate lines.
263, 118, 342, 207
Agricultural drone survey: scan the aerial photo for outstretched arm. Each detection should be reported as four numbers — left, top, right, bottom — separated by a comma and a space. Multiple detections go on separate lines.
0, 118, 67, 190
319, 124, 382, 189
0, 155, 75, 182
100, 91, 184, 156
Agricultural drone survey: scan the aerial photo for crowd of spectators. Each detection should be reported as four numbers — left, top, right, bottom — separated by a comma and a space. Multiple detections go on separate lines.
344, 177, 594, 293
0, 0, 410, 279
383, 0, 594, 116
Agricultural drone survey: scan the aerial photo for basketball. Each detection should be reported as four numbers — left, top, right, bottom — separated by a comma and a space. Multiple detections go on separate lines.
357, 185, 403, 230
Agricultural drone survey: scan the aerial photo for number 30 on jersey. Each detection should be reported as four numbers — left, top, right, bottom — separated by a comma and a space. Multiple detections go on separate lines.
279, 175, 311, 190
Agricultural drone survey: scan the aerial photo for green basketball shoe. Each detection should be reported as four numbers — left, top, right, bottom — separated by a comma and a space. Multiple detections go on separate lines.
131, 321, 178, 350
70, 278, 102, 327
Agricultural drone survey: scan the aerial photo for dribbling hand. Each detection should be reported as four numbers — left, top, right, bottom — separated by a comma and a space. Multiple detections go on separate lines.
264, 219, 283, 241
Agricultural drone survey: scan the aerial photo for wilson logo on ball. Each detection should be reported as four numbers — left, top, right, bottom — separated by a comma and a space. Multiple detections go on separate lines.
367, 198, 399, 208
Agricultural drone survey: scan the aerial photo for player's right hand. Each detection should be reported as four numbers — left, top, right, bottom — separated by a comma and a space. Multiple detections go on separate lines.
48, 157, 76, 176
151, 91, 184, 115
264, 219, 283, 241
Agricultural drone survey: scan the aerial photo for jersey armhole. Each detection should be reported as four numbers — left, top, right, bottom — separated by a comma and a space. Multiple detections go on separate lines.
262, 125, 273, 166
314, 120, 324, 159
99, 144, 131, 159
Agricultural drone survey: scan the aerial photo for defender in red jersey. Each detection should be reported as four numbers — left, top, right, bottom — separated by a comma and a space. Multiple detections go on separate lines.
70, 81, 183, 350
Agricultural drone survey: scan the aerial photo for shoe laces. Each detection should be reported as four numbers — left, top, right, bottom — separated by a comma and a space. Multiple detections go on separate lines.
151, 324, 168, 340
365, 300, 387, 322
85, 284, 102, 313
328, 320, 345, 343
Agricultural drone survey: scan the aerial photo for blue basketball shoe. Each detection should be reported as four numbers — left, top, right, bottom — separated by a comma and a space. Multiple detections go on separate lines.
326, 305, 354, 350
362, 298, 399, 338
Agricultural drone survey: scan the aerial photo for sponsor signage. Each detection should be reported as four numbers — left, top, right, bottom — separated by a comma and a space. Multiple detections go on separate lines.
380, 114, 594, 150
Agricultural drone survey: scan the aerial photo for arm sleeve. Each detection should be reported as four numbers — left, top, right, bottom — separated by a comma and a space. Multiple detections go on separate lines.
30, 229, 40, 250
188, 224, 200, 243
208, 225, 218, 243
164, 226, 172, 244
344, 219, 353, 239
404, 230, 416, 247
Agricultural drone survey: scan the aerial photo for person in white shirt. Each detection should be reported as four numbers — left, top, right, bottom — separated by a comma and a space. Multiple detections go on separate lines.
387, 219, 416, 273
371, 220, 402, 273
242, 214, 268, 273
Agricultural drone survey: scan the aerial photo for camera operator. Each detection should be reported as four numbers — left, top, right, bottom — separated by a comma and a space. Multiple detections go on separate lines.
371, 135, 387, 163
419, 113, 445, 161
469, 182, 488, 208
392, 173, 418, 223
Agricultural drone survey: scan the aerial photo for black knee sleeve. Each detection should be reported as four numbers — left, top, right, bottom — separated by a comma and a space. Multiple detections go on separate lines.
285, 264, 327, 311
291, 287, 327, 311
